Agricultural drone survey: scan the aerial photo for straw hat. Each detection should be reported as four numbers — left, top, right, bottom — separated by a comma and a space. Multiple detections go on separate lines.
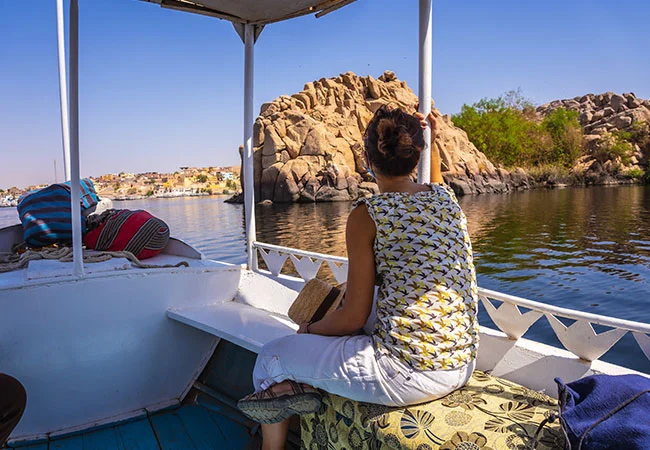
288, 278, 347, 325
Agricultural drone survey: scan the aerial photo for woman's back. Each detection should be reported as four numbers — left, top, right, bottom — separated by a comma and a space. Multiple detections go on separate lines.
356, 183, 479, 372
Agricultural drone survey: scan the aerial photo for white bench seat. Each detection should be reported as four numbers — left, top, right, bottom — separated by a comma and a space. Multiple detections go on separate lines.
167, 302, 298, 353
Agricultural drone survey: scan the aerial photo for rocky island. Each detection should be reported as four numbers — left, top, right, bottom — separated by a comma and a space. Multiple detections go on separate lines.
233, 71, 649, 203
242, 70, 515, 203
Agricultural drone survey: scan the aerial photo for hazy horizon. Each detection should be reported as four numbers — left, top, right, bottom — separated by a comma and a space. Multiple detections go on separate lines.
1, 0, 649, 190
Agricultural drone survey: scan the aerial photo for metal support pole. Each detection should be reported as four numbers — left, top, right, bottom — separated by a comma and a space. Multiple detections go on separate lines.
417, 0, 433, 184
243, 24, 257, 270
56, 0, 71, 181
69, 0, 84, 276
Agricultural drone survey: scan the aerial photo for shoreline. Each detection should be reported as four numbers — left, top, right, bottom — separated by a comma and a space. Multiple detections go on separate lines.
227, 177, 647, 205
2, 180, 647, 208
107, 192, 234, 202
0, 192, 238, 208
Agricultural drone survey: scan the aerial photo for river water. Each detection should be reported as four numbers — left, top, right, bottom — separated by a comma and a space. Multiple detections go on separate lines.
2, 185, 650, 373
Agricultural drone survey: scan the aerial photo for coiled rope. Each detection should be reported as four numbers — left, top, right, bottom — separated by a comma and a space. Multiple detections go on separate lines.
0, 247, 189, 273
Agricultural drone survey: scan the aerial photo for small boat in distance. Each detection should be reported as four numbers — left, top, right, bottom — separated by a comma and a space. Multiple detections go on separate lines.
2, 1, 649, 448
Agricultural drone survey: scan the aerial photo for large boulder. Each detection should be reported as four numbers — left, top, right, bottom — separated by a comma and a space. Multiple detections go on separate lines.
245, 71, 520, 202
537, 92, 650, 181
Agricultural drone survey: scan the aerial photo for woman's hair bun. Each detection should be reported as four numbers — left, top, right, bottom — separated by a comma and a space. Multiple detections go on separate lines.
363, 105, 425, 177
377, 118, 418, 159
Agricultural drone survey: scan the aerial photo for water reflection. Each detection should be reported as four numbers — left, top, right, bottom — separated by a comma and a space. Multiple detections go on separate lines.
0, 208, 18, 229
256, 202, 350, 258
462, 186, 650, 320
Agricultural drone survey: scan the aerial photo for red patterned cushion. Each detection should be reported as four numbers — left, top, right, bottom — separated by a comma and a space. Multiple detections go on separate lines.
84, 209, 170, 259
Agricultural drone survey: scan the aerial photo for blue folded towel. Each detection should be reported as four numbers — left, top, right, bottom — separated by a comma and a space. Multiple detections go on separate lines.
555, 374, 650, 450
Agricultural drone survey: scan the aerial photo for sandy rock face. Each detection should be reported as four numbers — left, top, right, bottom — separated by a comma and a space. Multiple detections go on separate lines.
248, 71, 515, 202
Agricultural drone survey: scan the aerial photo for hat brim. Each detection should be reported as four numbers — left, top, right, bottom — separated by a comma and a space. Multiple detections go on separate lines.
288, 279, 346, 324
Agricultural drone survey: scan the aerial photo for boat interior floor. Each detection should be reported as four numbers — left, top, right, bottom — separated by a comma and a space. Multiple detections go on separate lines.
5, 404, 256, 450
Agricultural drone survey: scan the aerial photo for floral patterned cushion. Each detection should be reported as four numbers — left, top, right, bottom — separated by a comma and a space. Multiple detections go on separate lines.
301, 371, 565, 450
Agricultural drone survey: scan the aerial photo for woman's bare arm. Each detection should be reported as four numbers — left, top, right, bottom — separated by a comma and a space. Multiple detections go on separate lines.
430, 128, 443, 184
302, 204, 376, 336
416, 109, 443, 184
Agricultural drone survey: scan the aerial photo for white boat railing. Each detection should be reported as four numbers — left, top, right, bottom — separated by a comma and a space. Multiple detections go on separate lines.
252, 241, 650, 365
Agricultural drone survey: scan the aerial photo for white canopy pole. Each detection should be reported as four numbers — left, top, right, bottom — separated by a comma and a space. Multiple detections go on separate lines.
243, 24, 257, 270
56, 0, 71, 181
69, 0, 84, 276
417, 0, 433, 184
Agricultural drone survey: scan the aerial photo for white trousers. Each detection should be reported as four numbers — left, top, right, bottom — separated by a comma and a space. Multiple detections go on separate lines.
252, 333, 475, 407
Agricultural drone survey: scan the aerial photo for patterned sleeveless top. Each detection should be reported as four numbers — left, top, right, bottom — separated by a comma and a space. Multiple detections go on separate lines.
354, 183, 479, 371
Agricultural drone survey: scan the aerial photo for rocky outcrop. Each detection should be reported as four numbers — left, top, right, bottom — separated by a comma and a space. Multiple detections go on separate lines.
537, 92, 650, 183
249, 72, 378, 203
237, 76, 650, 204
247, 71, 524, 202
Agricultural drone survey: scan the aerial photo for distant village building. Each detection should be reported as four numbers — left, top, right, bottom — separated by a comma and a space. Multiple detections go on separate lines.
6, 165, 241, 204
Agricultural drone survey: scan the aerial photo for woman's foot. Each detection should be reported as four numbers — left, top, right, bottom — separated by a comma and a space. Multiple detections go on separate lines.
237, 380, 321, 424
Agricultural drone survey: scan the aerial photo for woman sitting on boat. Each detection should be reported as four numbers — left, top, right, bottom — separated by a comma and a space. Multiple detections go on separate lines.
239, 105, 480, 449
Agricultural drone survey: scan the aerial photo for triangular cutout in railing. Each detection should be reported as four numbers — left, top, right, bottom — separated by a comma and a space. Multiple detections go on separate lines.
545, 314, 627, 361
258, 248, 288, 276
290, 254, 323, 281
480, 296, 542, 339
633, 332, 650, 362
327, 261, 348, 284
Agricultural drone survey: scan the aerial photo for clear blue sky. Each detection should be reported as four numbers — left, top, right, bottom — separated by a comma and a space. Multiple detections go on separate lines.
1, 0, 649, 189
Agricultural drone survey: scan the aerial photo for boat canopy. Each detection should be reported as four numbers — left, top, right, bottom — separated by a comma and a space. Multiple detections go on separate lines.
140, 0, 356, 24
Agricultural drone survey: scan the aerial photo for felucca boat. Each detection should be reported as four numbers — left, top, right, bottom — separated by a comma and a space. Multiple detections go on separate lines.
2, 1, 649, 449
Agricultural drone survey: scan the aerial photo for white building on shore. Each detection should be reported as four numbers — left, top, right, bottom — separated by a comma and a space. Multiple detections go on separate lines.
1, 196, 17, 207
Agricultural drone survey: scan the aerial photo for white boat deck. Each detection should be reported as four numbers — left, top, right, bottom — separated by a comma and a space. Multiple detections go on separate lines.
0, 253, 235, 290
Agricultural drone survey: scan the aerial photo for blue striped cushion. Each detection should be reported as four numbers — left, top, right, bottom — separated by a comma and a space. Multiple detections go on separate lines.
17, 179, 99, 248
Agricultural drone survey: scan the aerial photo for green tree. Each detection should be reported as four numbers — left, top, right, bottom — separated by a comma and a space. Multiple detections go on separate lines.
541, 108, 583, 167
452, 91, 547, 167
452, 91, 583, 168
628, 121, 650, 150
127, 187, 138, 195
195, 174, 208, 183
623, 168, 644, 179
597, 130, 633, 164
501, 88, 535, 111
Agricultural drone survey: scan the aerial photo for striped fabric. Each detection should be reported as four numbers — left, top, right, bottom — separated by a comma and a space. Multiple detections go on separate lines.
17, 179, 99, 248
84, 209, 170, 259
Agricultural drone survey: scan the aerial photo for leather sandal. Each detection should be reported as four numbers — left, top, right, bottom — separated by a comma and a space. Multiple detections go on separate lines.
237, 380, 322, 424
